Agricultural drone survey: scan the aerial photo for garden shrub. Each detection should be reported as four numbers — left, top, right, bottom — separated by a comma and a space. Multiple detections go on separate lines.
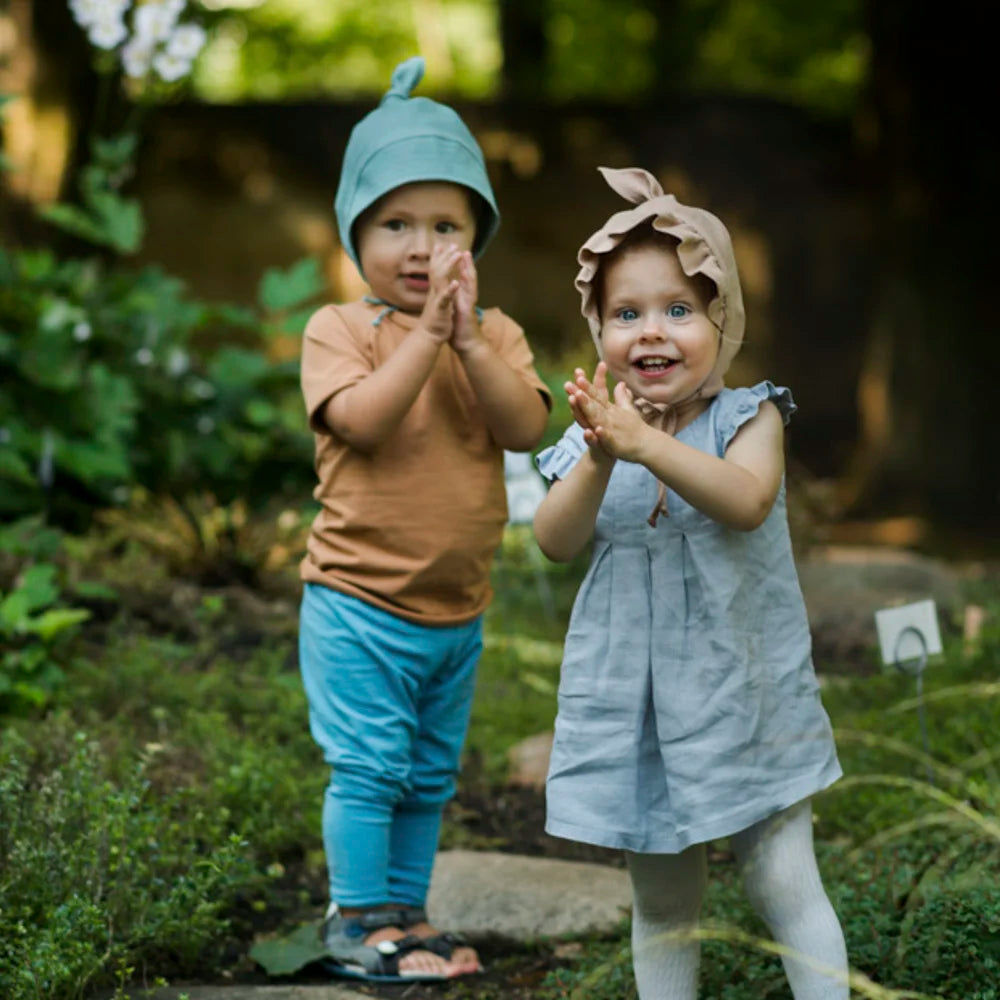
0, 517, 92, 716
0, 725, 253, 1000
0, 247, 316, 527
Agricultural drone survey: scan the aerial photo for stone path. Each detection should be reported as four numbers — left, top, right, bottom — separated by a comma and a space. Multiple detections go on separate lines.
427, 849, 631, 939
140, 850, 631, 999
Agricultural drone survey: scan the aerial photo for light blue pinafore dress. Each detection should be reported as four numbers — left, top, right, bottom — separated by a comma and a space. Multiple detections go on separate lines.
536, 382, 841, 853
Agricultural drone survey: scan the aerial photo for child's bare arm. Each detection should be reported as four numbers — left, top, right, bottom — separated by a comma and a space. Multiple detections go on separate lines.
533, 444, 615, 562
533, 367, 618, 561
642, 406, 784, 530
322, 247, 457, 452
576, 377, 785, 531
449, 251, 548, 451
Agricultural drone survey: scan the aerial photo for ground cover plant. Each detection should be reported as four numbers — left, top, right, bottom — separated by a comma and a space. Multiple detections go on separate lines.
1, 507, 999, 1000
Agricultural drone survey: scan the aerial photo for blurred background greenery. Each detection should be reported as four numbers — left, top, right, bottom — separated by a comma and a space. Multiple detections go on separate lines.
3, 0, 994, 534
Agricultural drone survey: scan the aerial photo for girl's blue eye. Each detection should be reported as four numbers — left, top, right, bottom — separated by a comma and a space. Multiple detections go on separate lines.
618, 308, 639, 322
668, 304, 691, 319
435, 221, 458, 234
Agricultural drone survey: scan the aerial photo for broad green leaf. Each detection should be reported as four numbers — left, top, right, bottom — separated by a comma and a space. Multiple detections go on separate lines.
0, 449, 35, 486
87, 190, 145, 254
259, 257, 324, 312
57, 438, 131, 484
23, 607, 91, 641
12, 563, 59, 614
91, 132, 139, 171
207, 347, 271, 390
1, 589, 31, 629
244, 399, 277, 427
275, 305, 317, 336
40, 203, 109, 246
249, 921, 328, 976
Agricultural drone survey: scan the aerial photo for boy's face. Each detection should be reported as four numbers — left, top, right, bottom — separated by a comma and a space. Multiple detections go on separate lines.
355, 182, 476, 313
599, 244, 719, 406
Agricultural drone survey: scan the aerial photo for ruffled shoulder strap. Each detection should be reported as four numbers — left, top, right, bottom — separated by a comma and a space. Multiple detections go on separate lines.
535, 423, 587, 483
715, 381, 796, 452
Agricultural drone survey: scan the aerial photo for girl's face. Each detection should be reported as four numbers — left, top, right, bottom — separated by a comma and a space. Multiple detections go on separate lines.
599, 244, 720, 407
355, 181, 476, 313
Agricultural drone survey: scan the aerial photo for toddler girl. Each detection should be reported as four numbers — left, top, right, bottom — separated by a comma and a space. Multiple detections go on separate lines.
533, 166, 848, 999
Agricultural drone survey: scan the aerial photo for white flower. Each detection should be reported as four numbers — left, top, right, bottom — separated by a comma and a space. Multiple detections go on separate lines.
121, 35, 156, 78
166, 348, 190, 376
165, 23, 207, 61
197, 415, 215, 435
87, 11, 129, 49
72, 322, 93, 342
190, 379, 216, 399
133, 0, 185, 45
152, 49, 193, 83
111, 485, 131, 503
70, 0, 131, 30
135, 347, 154, 365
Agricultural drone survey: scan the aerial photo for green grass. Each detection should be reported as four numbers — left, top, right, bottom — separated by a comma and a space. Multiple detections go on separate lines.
2, 523, 999, 999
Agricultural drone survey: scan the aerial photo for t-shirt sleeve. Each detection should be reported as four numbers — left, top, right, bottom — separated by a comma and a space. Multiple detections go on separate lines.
535, 422, 587, 482
716, 380, 797, 452
300, 305, 371, 432
482, 309, 553, 410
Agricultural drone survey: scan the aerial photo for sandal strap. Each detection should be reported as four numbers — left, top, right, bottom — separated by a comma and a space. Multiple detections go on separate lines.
400, 905, 429, 927
419, 930, 468, 959
347, 907, 418, 932
323, 924, 436, 978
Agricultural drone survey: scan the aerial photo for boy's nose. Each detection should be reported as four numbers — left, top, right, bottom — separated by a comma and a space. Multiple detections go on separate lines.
409, 227, 433, 256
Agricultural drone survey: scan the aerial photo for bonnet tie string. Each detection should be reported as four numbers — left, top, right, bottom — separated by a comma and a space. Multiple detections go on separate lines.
633, 399, 688, 527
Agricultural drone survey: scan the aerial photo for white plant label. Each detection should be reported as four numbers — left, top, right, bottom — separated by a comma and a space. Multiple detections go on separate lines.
874, 599, 943, 667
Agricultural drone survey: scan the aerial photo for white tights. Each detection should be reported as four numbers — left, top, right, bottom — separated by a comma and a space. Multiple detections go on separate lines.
625, 800, 848, 1000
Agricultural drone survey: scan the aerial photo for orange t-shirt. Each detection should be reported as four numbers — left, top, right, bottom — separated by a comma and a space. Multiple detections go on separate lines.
300, 300, 551, 625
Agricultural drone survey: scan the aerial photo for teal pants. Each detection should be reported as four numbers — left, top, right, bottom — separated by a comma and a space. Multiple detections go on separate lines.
299, 583, 482, 907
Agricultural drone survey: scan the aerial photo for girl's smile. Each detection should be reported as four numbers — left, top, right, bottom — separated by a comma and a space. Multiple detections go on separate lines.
599, 244, 720, 409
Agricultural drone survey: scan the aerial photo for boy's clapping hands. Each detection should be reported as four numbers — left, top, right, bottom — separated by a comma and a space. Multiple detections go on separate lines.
420, 243, 462, 343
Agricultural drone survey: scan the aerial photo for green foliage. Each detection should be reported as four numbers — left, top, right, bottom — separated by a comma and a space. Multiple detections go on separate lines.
0, 247, 316, 524
0, 519, 91, 716
0, 726, 253, 1000
60, 629, 322, 860
680, 0, 867, 115
0, 562, 89, 715
40, 134, 145, 255
191, 0, 866, 114
192, 0, 500, 101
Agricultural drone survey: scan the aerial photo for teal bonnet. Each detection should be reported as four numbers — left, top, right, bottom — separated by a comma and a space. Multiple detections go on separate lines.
334, 56, 500, 271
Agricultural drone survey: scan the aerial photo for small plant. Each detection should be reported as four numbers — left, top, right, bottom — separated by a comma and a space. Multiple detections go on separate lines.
0, 562, 90, 715
0, 518, 91, 716
0, 726, 253, 1000
43, 0, 208, 255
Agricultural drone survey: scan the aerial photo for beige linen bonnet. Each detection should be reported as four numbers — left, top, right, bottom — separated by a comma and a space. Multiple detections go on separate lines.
576, 167, 747, 524
576, 166, 745, 400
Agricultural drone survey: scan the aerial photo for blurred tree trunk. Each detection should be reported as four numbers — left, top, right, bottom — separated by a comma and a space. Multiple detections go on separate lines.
498, 0, 548, 100
845, 0, 997, 525
0, 0, 97, 237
